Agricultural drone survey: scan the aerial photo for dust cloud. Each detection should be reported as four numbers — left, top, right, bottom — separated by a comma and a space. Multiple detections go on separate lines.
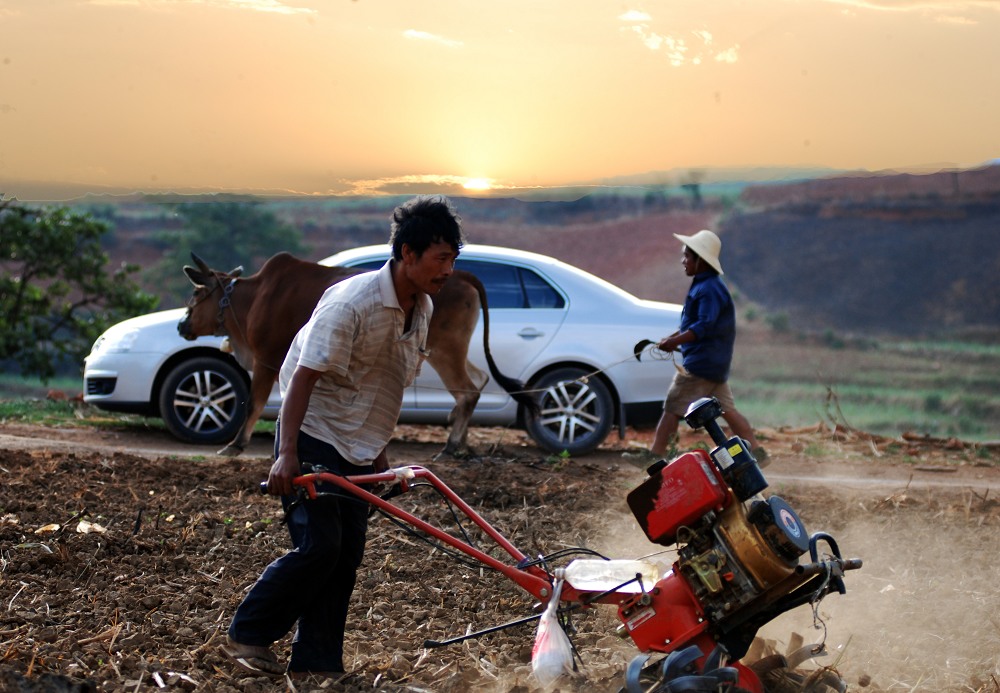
764, 490, 1000, 692
586, 479, 1000, 692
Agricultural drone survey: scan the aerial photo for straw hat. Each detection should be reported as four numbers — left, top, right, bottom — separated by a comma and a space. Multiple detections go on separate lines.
673, 230, 724, 275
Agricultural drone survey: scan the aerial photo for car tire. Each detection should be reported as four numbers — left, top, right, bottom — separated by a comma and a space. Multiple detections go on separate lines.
526, 367, 614, 456
158, 357, 249, 445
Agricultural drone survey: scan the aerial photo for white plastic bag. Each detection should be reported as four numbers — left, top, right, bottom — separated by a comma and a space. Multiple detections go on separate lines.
531, 579, 574, 688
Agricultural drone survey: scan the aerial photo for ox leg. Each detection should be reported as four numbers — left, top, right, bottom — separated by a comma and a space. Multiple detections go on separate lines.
432, 357, 488, 459
440, 389, 480, 459
218, 366, 277, 457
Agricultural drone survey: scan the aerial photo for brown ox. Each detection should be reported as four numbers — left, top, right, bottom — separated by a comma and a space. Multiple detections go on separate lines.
178, 251, 536, 457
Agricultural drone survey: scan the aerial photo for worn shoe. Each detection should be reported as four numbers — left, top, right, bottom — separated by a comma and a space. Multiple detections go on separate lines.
752, 447, 770, 468
220, 635, 285, 678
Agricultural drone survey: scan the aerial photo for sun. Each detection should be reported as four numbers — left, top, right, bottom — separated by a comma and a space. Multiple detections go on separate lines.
462, 177, 492, 191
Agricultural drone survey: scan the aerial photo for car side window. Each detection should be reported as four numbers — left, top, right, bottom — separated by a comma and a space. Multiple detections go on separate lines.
521, 269, 564, 308
456, 260, 565, 309
346, 257, 565, 310
457, 261, 523, 308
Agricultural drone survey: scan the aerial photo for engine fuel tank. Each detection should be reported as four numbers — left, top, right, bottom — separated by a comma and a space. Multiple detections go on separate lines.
628, 451, 731, 546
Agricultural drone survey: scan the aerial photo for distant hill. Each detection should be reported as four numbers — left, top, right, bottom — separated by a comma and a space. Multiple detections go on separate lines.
1, 165, 838, 203
11, 164, 998, 340
721, 165, 1000, 338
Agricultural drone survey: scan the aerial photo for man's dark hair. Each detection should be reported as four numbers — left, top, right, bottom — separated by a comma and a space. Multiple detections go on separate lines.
684, 246, 718, 275
389, 195, 464, 260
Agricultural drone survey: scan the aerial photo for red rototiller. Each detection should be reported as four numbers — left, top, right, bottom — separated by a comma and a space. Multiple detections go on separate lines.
275, 396, 862, 692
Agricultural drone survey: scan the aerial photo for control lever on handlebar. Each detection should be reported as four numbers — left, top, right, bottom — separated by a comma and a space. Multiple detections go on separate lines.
806, 532, 862, 595
258, 468, 413, 516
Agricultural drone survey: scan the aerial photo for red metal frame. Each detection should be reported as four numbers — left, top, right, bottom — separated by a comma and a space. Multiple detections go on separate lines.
293, 466, 643, 607
294, 466, 553, 600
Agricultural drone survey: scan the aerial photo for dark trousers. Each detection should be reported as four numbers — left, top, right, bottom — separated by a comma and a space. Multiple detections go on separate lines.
228, 428, 372, 673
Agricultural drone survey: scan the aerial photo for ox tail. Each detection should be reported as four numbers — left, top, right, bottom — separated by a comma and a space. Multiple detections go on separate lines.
471, 275, 540, 419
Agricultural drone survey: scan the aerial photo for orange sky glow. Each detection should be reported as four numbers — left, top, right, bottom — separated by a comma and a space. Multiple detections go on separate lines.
1, 0, 998, 198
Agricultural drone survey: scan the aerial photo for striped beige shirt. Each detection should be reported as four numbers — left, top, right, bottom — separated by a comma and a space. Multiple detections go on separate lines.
279, 260, 432, 465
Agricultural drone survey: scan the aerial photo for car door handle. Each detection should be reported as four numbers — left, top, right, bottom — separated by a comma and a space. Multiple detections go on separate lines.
517, 328, 545, 340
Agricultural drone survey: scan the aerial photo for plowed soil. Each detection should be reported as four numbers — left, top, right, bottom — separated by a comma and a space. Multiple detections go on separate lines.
1, 422, 998, 693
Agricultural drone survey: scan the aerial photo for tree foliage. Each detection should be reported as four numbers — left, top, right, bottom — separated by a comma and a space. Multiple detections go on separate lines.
0, 199, 158, 380
152, 198, 307, 303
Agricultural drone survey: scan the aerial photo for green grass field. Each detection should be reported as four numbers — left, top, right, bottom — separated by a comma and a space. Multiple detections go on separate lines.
2, 330, 998, 442
730, 326, 1000, 441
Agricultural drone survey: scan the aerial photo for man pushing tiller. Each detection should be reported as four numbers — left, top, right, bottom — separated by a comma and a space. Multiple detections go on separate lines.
220, 195, 464, 680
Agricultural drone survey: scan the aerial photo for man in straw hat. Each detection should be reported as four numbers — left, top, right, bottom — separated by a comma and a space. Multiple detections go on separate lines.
642, 229, 766, 464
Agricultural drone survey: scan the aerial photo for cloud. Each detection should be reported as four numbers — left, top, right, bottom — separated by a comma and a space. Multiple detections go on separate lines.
334, 174, 478, 196
403, 30, 464, 49
715, 45, 740, 63
622, 21, 739, 67
222, 0, 316, 13
86, 0, 317, 15
693, 29, 713, 46
330, 173, 558, 197
817, 0, 999, 13
816, 0, 997, 26
623, 26, 685, 65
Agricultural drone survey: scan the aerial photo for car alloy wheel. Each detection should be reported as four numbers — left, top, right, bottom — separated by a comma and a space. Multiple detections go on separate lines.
158, 357, 249, 444
526, 366, 614, 456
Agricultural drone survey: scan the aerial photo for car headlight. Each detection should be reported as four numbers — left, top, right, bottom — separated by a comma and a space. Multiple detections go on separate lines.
91, 327, 141, 354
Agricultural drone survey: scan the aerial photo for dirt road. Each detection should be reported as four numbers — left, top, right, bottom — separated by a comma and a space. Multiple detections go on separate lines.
4, 420, 996, 491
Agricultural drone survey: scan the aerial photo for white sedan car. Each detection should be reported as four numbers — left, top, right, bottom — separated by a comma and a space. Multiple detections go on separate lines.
84, 245, 681, 455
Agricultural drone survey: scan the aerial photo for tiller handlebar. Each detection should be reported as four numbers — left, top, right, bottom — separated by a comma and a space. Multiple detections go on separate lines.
261, 465, 636, 608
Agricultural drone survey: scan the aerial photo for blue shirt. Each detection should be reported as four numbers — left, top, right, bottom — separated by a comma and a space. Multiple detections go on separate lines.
679, 272, 735, 382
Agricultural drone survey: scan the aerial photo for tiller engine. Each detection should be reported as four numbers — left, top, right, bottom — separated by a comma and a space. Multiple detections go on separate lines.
279, 396, 861, 692
610, 396, 861, 691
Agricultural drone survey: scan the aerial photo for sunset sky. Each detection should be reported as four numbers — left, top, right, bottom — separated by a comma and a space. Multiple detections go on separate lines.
1, 0, 998, 198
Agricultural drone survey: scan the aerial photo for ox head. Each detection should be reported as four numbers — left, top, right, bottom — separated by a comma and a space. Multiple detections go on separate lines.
177, 252, 244, 340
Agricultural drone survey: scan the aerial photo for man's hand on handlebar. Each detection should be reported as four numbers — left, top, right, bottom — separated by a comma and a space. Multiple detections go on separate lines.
266, 453, 301, 496
373, 448, 389, 474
